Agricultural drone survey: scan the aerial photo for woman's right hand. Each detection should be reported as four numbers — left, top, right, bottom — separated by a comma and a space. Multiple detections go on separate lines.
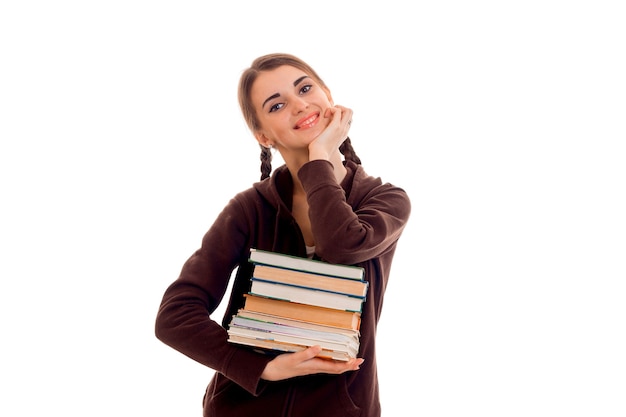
260, 345, 364, 381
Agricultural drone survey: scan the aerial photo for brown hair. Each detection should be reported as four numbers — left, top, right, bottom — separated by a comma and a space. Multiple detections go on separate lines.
238, 53, 361, 180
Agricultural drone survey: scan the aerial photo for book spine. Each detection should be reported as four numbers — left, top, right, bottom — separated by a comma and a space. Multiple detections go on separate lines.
243, 295, 361, 330
251, 277, 366, 299
249, 248, 364, 280
250, 280, 364, 312
227, 326, 358, 356
253, 265, 368, 295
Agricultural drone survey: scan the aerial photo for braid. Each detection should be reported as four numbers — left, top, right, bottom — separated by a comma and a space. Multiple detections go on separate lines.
260, 144, 273, 180
260, 138, 359, 180
339, 137, 362, 165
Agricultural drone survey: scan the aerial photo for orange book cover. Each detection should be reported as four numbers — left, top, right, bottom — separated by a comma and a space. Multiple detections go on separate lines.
243, 294, 361, 330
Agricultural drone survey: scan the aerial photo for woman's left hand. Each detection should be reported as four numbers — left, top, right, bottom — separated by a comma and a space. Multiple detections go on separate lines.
260, 345, 363, 381
308, 105, 353, 161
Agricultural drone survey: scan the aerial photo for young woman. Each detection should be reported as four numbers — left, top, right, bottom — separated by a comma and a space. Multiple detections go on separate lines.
155, 53, 411, 417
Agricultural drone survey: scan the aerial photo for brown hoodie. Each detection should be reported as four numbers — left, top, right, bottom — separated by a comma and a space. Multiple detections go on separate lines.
155, 159, 411, 417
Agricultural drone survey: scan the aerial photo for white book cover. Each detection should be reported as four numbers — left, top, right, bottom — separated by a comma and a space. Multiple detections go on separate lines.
249, 279, 364, 312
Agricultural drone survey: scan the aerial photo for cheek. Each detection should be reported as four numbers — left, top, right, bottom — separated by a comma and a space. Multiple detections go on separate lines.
274, 114, 294, 132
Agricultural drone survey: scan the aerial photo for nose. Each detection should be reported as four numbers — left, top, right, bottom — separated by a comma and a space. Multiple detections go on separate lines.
291, 94, 309, 114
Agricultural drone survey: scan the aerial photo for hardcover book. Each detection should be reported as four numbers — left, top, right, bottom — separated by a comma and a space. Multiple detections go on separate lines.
252, 264, 368, 297
249, 248, 365, 280
249, 278, 365, 312
241, 294, 362, 330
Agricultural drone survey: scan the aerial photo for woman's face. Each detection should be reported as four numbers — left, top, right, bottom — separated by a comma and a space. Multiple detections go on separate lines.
251, 65, 333, 151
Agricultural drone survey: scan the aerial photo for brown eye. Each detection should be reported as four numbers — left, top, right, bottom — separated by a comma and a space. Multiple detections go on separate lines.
269, 103, 284, 113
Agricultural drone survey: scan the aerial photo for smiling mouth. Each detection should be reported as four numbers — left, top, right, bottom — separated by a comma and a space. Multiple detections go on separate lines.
295, 112, 319, 129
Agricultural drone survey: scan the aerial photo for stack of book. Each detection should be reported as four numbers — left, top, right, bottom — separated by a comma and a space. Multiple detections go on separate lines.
227, 248, 368, 361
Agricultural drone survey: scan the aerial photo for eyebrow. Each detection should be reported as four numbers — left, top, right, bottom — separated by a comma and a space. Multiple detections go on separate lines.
261, 75, 310, 109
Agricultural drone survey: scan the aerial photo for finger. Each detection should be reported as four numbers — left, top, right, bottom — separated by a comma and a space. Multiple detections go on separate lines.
294, 345, 323, 362
334, 105, 352, 120
314, 357, 364, 374
344, 110, 353, 127
298, 346, 361, 373
326, 107, 342, 126
333, 106, 353, 131
351, 358, 365, 369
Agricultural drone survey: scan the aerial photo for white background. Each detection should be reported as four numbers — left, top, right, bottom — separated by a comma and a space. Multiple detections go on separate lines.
1, 1, 625, 416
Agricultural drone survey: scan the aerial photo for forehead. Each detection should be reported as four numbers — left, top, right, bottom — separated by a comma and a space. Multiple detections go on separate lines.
250, 65, 309, 103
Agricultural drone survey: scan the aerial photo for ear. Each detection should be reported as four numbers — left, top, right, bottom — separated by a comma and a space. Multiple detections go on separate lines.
254, 131, 273, 148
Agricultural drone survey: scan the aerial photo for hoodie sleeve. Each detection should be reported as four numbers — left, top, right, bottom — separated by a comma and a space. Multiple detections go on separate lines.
298, 160, 411, 266
154, 195, 272, 396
